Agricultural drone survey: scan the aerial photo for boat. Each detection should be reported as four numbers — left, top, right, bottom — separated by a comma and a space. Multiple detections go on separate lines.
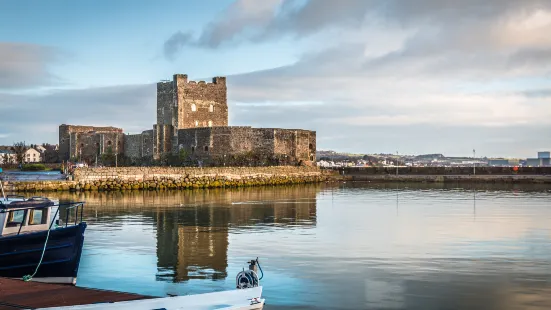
0, 180, 87, 285
38, 287, 265, 310
37, 259, 266, 310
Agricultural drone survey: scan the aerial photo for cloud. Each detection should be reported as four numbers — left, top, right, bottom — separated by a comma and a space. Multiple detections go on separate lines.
0, 84, 156, 145
163, 32, 194, 61
0, 42, 64, 89
185, 0, 549, 157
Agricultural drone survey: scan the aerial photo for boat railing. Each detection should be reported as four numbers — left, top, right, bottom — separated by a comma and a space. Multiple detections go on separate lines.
11, 201, 85, 235
5, 194, 26, 201
58, 202, 85, 228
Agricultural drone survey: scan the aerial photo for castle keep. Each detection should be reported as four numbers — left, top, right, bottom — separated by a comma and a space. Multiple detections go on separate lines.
60, 74, 316, 165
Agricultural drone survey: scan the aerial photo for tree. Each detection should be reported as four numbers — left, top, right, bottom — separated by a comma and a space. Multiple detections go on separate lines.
101, 146, 116, 166
42, 143, 60, 163
11, 142, 27, 164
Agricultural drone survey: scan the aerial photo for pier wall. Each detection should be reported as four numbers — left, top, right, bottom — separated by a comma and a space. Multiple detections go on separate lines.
327, 167, 551, 184
332, 166, 551, 176
4, 166, 324, 192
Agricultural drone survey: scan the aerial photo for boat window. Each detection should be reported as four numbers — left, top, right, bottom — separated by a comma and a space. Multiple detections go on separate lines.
29, 209, 46, 225
7, 210, 25, 227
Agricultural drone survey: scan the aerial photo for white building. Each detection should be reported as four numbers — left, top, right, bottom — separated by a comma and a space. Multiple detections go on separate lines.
25, 148, 42, 163
35, 145, 47, 153
0, 150, 16, 164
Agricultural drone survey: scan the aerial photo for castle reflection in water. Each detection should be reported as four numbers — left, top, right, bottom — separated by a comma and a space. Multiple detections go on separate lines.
55, 185, 319, 282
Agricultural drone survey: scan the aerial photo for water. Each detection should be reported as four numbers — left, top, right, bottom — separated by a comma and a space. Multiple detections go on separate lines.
1, 170, 65, 181
46, 183, 551, 309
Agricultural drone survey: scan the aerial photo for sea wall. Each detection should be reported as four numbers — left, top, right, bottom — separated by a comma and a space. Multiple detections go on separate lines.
333, 166, 551, 175
5, 166, 324, 192
325, 167, 551, 183
339, 174, 551, 184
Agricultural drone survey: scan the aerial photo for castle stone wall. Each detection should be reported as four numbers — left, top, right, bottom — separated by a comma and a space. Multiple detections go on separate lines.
124, 134, 142, 159
59, 124, 124, 161
176, 127, 316, 163
156, 82, 173, 126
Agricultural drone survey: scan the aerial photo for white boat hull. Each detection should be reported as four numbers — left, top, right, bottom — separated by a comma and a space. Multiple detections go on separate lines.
38, 286, 264, 310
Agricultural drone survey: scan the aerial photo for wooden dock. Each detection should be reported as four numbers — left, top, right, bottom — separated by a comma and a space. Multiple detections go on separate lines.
0, 277, 151, 309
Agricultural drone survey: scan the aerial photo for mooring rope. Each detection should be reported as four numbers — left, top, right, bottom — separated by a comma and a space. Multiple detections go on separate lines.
22, 207, 60, 282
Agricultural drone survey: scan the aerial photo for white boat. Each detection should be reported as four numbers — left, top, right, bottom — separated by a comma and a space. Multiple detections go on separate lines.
38, 259, 266, 310
38, 286, 264, 310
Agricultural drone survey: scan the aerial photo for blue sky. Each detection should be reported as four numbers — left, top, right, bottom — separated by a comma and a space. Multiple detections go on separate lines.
1, 0, 550, 157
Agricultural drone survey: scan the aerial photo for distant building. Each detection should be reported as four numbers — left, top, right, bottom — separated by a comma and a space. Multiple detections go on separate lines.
0, 149, 16, 164
538, 151, 550, 159
487, 159, 510, 166
34, 145, 47, 153
526, 151, 551, 167
24, 148, 42, 163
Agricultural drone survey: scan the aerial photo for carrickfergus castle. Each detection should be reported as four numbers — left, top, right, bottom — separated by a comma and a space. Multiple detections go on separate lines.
59, 74, 316, 165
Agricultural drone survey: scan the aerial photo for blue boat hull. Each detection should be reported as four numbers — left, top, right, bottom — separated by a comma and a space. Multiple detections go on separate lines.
0, 223, 86, 284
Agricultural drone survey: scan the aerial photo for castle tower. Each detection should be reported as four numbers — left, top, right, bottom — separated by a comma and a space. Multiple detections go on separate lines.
154, 74, 228, 158
172, 74, 228, 129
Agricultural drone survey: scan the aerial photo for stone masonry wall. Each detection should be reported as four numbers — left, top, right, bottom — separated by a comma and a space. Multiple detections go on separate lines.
59, 124, 124, 161
176, 127, 316, 163
4, 166, 324, 192
174, 74, 228, 130
124, 129, 157, 159
73, 166, 320, 181
156, 82, 173, 126
124, 134, 142, 159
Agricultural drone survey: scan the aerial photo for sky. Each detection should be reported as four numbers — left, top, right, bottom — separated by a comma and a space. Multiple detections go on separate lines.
0, 0, 550, 158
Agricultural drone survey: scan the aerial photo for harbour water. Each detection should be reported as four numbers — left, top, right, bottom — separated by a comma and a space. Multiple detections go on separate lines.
46, 183, 551, 309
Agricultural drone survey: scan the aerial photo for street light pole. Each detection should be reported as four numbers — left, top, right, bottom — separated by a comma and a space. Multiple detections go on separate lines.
473, 149, 476, 176
396, 151, 399, 176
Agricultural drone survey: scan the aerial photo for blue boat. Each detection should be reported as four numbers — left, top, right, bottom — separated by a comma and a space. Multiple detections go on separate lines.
0, 193, 86, 285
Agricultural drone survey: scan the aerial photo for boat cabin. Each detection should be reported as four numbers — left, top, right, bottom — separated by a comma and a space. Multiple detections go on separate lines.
0, 196, 59, 237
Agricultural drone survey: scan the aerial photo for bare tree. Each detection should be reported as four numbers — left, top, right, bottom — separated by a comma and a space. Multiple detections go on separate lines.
11, 142, 27, 164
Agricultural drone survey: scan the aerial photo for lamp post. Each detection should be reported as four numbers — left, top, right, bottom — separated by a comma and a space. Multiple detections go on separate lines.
115, 135, 118, 168
473, 149, 476, 176
396, 151, 399, 176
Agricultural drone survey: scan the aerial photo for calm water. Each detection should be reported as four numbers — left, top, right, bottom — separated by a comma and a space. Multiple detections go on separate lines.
45, 183, 551, 310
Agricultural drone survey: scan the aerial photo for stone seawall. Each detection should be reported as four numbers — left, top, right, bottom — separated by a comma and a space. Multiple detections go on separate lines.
340, 174, 551, 184
5, 166, 324, 192
332, 166, 551, 175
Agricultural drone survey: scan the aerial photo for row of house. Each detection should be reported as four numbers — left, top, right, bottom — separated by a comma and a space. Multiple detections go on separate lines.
0, 145, 58, 165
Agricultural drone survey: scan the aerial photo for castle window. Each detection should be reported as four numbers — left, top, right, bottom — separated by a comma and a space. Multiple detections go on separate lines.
204, 146, 209, 152
195, 120, 199, 127
209, 105, 214, 112
208, 120, 213, 127
107, 141, 112, 146
191, 104, 197, 112
80, 143, 84, 148
191, 146, 195, 153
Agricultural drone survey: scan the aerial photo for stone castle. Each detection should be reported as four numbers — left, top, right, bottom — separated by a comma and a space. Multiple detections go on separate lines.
59, 74, 316, 165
